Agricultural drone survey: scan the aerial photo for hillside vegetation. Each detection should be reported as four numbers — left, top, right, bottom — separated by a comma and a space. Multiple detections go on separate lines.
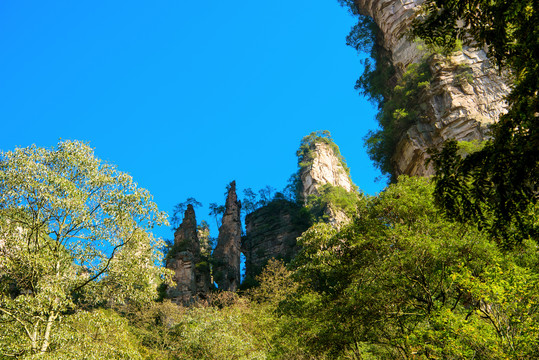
1, 0, 537, 358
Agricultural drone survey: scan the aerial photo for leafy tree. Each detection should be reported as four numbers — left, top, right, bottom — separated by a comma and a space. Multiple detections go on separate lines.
411, 0, 539, 247
0, 141, 171, 356
286, 176, 538, 358
208, 202, 225, 229
170, 197, 202, 229
242, 188, 258, 215
258, 185, 276, 207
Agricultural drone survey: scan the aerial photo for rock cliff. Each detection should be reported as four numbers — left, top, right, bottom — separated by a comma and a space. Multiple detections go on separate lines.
241, 200, 310, 282
212, 181, 242, 291
166, 204, 210, 304
352, 0, 510, 176
300, 142, 354, 199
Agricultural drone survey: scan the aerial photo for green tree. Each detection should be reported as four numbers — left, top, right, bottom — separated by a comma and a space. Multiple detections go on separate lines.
412, 0, 538, 247
286, 176, 538, 358
0, 141, 171, 356
170, 197, 202, 229
208, 202, 225, 229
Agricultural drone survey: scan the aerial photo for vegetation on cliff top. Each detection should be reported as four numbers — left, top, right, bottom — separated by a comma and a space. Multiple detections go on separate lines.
296, 130, 351, 177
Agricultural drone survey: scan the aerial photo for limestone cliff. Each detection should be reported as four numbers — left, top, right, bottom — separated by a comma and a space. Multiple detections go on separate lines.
212, 181, 242, 291
300, 142, 354, 199
166, 205, 210, 304
352, 0, 510, 176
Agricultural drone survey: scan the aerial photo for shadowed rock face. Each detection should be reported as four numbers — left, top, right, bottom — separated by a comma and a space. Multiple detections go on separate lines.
212, 181, 242, 292
242, 200, 310, 281
353, 0, 510, 176
166, 205, 210, 304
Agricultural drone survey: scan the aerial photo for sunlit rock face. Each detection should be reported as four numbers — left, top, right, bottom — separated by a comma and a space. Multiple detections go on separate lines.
300, 142, 353, 199
212, 181, 242, 292
354, 0, 510, 176
166, 205, 210, 304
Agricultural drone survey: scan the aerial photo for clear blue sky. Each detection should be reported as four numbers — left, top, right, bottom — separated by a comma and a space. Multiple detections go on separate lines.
0, 0, 384, 240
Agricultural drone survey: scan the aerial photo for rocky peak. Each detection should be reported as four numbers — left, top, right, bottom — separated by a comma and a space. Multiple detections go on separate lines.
212, 181, 242, 292
300, 141, 354, 200
166, 204, 210, 304
173, 204, 199, 255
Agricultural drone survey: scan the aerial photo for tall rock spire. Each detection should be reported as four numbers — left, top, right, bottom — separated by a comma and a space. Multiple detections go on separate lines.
212, 181, 242, 291
166, 204, 210, 304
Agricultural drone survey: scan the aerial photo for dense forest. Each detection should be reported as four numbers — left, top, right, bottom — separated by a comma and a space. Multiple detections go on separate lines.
1, 0, 537, 359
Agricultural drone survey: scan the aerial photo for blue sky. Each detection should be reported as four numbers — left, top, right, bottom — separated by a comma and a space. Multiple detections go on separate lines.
0, 0, 383, 240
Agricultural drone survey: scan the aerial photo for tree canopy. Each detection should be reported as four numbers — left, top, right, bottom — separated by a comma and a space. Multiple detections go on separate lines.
0, 140, 171, 356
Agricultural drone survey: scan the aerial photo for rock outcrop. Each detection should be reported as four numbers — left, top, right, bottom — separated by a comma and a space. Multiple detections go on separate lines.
241, 200, 310, 281
300, 142, 354, 199
166, 204, 210, 304
353, 0, 510, 176
212, 181, 242, 291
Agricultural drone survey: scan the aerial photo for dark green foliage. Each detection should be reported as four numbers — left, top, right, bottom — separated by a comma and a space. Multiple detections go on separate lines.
306, 183, 361, 222
428, 140, 538, 249
208, 202, 225, 228
348, 17, 395, 105
170, 197, 202, 230
365, 60, 432, 177
339, 8, 435, 178
283, 172, 302, 204
413, 0, 538, 247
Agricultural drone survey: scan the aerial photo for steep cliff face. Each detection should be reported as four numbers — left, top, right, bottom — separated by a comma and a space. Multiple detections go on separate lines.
212, 181, 242, 291
241, 200, 310, 282
166, 204, 210, 304
353, 0, 510, 176
300, 142, 354, 199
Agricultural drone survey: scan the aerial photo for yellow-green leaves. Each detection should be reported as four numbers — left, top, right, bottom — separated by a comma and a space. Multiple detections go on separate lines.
0, 140, 171, 356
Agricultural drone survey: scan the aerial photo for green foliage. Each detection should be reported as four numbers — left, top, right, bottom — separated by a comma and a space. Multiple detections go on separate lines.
428, 140, 538, 248
348, 17, 395, 106
28, 309, 143, 360
413, 0, 539, 247
297, 130, 351, 176
364, 60, 432, 178
283, 176, 539, 358
170, 197, 202, 230
0, 141, 171, 356
208, 202, 225, 228
167, 300, 267, 359
456, 139, 486, 157
454, 63, 474, 86
2, 149, 537, 358
305, 184, 361, 222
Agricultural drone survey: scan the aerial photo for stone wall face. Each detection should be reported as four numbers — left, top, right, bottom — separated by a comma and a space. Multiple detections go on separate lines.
242, 201, 309, 281
212, 181, 242, 292
353, 0, 510, 176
